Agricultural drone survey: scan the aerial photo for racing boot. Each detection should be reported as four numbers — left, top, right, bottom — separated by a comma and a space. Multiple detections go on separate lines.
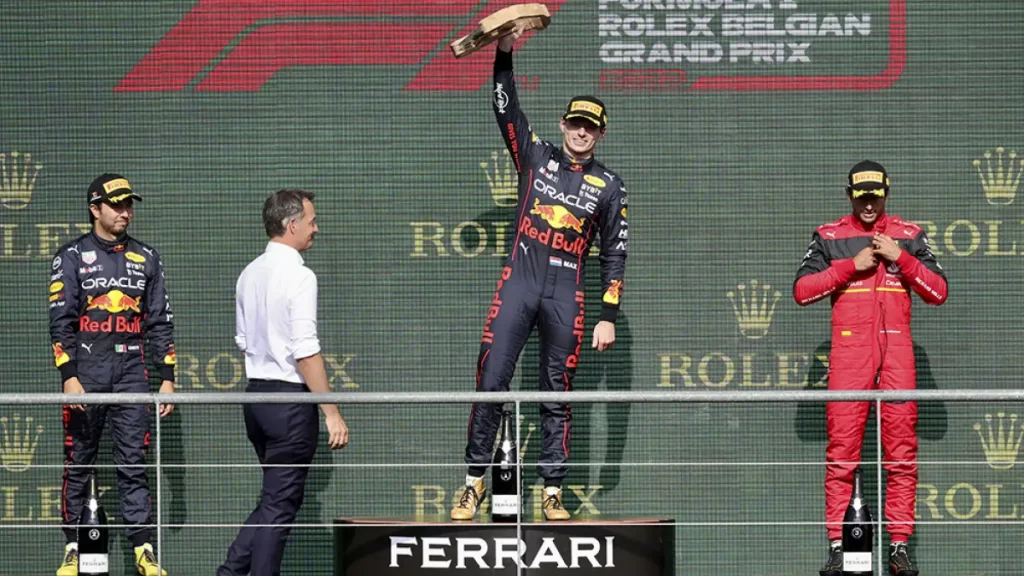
888, 541, 919, 576
56, 544, 78, 576
541, 487, 570, 521
135, 543, 168, 576
450, 477, 486, 521
818, 540, 842, 576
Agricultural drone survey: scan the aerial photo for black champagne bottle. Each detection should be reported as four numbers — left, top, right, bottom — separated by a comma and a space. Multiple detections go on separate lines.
490, 410, 519, 522
842, 467, 873, 575
78, 474, 109, 576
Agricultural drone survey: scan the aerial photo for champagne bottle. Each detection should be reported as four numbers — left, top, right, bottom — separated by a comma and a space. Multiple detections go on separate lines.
842, 467, 873, 576
78, 474, 109, 576
490, 410, 519, 523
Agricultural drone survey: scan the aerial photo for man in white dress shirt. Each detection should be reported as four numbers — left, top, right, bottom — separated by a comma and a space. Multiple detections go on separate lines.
218, 189, 348, 576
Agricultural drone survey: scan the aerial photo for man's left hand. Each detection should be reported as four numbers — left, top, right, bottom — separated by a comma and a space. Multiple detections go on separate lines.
872, 233, 903, 262
592, 321, 616, 352
158, 380, 175, 417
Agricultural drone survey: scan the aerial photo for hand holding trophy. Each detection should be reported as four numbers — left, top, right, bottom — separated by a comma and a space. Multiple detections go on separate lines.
450, 3, 551, 58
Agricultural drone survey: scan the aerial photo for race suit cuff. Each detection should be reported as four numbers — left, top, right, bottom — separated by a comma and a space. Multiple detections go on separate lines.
833, 258, 857, 281
160, 365, 176, 383
600, 305, 619, 323
895, 249, 916, 269
495, 48, 513, 71
59, 362, 78, 383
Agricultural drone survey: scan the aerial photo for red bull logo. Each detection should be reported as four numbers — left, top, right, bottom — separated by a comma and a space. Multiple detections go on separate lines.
52, 342, 70, 367
164, 348, 176, 366
482, 266, 513, 345
80, 315, 142, 334
85, 290, 141, 314
603, 279, 624, 306
529, 199, 585, 233
518, 218, 588, 257
566, 291, 585, 369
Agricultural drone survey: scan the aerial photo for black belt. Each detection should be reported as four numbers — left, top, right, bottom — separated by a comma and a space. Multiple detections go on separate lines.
247, 379, 309, 391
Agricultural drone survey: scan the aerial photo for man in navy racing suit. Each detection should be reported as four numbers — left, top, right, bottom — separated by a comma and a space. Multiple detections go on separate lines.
49, 173, 175, 576
451, 26, 628, 522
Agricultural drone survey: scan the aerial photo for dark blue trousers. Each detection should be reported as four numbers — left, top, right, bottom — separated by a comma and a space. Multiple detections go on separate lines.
218, 380, 319, 576
62, 379, 152, 547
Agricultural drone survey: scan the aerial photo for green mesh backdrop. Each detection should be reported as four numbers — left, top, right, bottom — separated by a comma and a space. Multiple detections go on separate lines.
1, 0, 1022, 574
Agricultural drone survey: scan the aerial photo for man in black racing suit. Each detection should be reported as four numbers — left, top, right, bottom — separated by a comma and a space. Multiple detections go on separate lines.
49, 173, 175, 576
451, 27, 628, 522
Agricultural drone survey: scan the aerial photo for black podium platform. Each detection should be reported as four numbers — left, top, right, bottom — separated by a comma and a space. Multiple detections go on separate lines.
333, 516, 674, 575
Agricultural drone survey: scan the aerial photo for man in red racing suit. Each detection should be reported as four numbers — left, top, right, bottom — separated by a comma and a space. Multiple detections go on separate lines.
794, 161, 946, 576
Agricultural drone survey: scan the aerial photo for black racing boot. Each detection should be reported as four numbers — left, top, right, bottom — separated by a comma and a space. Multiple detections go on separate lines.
819, 541, 843, 576
889, 541, 919, 576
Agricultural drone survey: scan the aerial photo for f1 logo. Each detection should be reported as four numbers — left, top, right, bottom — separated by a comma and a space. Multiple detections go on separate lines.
116, 0, 566, 92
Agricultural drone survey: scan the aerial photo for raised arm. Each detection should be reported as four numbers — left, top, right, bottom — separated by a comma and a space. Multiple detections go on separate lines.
493, 44, 541, 172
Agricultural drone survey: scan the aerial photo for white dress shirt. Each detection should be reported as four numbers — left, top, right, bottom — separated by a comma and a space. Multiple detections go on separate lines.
235, 241, 320, 383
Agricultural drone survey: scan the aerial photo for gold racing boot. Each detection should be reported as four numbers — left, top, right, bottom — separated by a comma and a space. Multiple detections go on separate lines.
542, 487, 570, 521
450, 477, 487, 521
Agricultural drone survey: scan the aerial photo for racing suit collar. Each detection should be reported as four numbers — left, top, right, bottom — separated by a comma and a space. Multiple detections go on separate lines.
90, 230, 129, 252
557, 148, 595, 170
265, 240, 304, 265
849, 212, 888, 233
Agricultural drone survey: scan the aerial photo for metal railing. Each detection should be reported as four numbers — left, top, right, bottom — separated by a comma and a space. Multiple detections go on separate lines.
3, 389, 1022, 576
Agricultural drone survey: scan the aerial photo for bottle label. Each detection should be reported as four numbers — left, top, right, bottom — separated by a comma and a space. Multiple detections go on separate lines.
843, 551, 872, 571
79, 553, 109, 573
491, 494, 519, 515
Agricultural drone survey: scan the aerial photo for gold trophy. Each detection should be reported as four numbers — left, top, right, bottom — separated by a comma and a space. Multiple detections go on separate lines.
450, 3, 551, 58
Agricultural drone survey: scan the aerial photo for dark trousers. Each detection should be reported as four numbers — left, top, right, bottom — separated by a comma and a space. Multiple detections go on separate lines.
62, 380, 152, 547
218, 380, 319, 576
466, 270, 583, 485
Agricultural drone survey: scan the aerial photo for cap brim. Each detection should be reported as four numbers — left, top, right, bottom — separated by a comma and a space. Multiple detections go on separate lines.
563, 113, 603, 127
106, 191, 143, 203
850, 187, 887, 198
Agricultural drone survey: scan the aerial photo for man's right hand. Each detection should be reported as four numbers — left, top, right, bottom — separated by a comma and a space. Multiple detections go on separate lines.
325, 412, 349, 450
63, 377, 85, 411
497, 22, 526, 53
853, 246, 878, 271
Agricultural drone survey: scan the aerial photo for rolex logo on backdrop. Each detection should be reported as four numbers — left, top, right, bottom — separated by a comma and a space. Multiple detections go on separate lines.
973, 147, 1023, 205
0, 149, 93, 260
659, 278, 830, 388
974, 412, 1024, 470
481, 149, 518, 208
173, 351, 360, 390
909, 145, 1024, 257
0, 151, 41, 210
727, 280, 781, 340
410, 149, 517, 258
917, 409, 1024, 522
0, 413, 44, 473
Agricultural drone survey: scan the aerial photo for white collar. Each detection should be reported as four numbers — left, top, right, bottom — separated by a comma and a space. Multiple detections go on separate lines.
265, 240, 304, 265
